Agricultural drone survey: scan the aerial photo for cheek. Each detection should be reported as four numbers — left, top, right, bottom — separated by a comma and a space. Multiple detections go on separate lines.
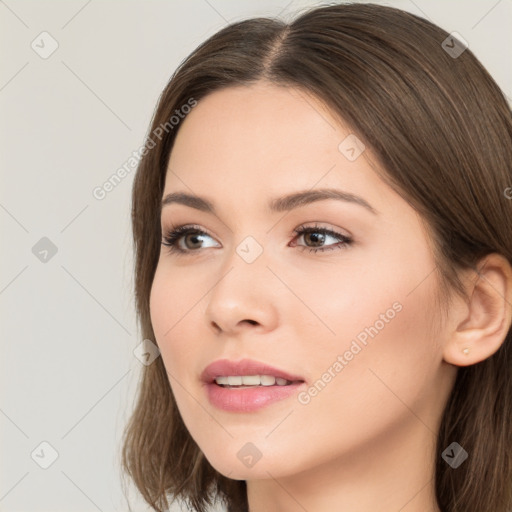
318, 265, 440, 417
149, 267, 205, 429
283, 249, 428, 372
149, 265, 196, 372
300, 242, 441, 419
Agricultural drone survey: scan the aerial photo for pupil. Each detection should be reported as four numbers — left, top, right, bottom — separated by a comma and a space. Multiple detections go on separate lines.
186, 233, 202, 249
307, 232, 324, 246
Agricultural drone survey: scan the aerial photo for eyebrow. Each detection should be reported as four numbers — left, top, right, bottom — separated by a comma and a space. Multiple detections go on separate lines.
160, 188, 378, 215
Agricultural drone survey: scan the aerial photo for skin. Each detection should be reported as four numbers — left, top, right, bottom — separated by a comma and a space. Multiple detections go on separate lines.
149, 81, 512, 512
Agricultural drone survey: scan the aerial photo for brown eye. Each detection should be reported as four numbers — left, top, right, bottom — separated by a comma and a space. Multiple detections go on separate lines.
292, 225, 353, 253
302, 231, 326, 247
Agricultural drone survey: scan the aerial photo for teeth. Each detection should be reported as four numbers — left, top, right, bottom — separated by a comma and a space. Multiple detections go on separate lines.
214, 375, 293, 387
241, 375, 260, 385
227, 376, 242, 386
260, 375, 275, 386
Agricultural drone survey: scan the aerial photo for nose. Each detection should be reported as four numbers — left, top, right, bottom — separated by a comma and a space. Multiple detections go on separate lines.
204, 246, 280, 336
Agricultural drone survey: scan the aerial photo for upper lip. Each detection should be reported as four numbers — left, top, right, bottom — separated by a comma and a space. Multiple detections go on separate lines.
201, 358, 306, 383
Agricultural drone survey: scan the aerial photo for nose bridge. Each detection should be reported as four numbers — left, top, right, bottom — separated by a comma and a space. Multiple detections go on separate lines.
204, 232, 278, 332
218, 230, 271, 285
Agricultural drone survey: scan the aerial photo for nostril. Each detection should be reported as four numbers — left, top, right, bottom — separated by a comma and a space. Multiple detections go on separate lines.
210, 319, 259, 331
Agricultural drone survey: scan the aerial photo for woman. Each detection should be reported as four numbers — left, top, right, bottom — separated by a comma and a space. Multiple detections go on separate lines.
121, 3, 512, 511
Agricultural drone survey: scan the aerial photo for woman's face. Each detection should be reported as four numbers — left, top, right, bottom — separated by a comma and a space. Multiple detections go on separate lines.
150, 82, 456, 480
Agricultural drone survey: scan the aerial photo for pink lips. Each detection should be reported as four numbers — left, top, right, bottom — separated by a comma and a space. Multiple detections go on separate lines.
201, 358, 306, 413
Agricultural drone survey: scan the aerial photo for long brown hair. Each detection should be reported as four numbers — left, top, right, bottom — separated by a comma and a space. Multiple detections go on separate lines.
121, 3, 512, 511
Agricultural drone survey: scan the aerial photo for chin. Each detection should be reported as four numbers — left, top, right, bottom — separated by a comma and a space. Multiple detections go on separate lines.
199, 441, 300, 481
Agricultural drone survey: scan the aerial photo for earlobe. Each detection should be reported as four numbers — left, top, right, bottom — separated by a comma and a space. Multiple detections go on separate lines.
443, 253, 512, 367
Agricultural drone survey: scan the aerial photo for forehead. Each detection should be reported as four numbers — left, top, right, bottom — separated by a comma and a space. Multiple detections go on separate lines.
183, 82, 334, 122
170, 83, 342, 155
163, 83, 408, 223
168, 84, 362, 180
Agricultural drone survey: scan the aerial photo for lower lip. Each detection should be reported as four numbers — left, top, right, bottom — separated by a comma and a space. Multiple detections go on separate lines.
205, 382, 305, 412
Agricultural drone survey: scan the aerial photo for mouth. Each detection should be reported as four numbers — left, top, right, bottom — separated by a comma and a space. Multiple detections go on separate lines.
201, 359, 306, 412
201, 358, 306, 385
213, 375, 303, 388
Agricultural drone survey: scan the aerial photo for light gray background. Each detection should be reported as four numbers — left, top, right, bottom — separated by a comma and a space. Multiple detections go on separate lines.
1, 1, 511, 511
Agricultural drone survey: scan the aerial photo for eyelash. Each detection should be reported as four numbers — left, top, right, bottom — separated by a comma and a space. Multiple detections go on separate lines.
161, 223, 353, 255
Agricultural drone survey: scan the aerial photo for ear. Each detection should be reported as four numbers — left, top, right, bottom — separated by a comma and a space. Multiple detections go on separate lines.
443, 253, 512, 367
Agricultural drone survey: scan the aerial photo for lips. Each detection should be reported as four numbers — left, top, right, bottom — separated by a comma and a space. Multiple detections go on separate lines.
200, 358, 305, 384
201, 358, 306, 412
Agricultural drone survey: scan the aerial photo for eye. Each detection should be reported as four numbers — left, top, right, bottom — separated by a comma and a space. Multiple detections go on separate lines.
161, 224, 220, 254
161, 223, 353, 255
290, 224, 353, 253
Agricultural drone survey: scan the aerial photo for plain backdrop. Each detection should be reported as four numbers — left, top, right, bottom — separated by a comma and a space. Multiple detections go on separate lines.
1, 1, 511, 511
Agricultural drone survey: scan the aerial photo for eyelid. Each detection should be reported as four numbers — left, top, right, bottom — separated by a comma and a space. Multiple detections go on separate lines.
294, 221, 353, 239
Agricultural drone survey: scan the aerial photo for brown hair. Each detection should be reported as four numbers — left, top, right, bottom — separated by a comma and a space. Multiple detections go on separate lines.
121, 3, 512, 511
